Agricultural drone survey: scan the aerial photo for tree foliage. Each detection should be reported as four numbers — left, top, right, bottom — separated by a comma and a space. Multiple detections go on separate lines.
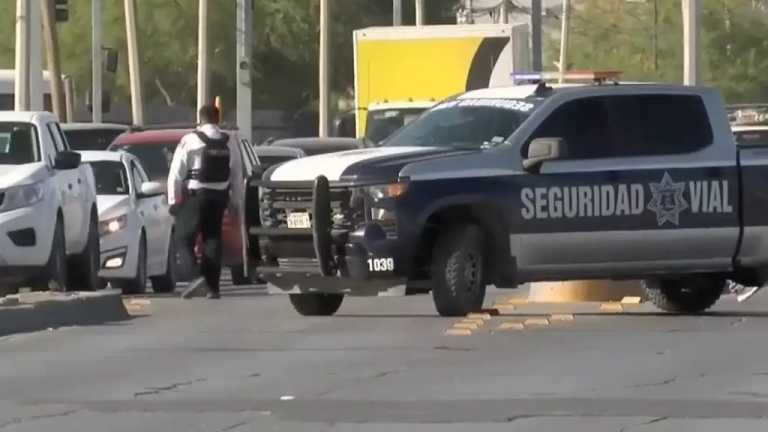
547, 0, 768, 103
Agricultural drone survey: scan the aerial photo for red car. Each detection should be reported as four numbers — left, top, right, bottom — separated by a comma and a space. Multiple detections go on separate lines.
108, 128, 262, 285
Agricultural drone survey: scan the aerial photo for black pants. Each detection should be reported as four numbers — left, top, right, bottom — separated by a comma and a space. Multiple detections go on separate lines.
175, 189, 229, 294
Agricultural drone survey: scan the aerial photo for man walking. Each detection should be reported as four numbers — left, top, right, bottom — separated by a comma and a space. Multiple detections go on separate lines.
168, 104, 243, 299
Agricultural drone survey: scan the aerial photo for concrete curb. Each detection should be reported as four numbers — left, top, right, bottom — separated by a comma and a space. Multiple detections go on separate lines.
0, 290, 129, 337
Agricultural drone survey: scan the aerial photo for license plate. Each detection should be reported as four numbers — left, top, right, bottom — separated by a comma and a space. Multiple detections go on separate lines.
287, 212, 311, 229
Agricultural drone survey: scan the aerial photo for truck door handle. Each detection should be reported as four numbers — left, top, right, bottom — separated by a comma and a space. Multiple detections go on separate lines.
67, 183, 73, 190
77, 178, 82, 185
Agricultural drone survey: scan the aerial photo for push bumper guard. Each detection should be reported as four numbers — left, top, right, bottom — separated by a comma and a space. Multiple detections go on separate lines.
253, 176, 406, 290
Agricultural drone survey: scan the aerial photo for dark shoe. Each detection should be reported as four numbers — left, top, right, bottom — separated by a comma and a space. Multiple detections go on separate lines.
181, 277, 207, 299
206, 292, 221, 299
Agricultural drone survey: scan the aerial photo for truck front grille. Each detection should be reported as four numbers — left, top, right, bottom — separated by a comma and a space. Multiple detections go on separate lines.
260, 187, 361, 230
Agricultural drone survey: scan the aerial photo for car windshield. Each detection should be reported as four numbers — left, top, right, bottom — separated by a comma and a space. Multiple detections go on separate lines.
90, 161, 129, 195
383, 98, 540, 149
366, 108, 428, 144
0, 122, 40, 165
112, 142, 176, 182
257, 155, 299, 170
65, 129, 126, 151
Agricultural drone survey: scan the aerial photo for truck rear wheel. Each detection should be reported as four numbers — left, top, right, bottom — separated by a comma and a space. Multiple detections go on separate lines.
289, 293, 344, 316
643, 276, 725, 313
430, 224, 486, 317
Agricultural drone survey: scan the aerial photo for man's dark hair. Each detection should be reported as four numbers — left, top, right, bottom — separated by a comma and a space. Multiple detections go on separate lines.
199, 104, 220, 124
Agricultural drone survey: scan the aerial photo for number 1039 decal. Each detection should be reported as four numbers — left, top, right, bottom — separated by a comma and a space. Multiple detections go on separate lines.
367, 257, 394, 272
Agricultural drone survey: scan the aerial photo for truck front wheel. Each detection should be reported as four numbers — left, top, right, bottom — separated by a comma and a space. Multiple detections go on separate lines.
643, 276, 725, 313
289, 293, 344, 316
430, 224, 487, 317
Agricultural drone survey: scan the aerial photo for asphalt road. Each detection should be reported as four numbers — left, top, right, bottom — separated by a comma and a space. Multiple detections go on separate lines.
2, 282, 768, 431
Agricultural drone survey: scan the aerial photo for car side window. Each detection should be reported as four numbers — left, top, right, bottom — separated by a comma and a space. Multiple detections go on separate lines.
54, 123, 71, 150
525, 94, 713, 160
46, 123, 65, 153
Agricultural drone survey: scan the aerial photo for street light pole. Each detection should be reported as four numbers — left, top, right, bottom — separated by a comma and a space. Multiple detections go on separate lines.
393, 0, 402, 26
236, 0, 252, 144
319, 0, 331, 137
124, 0, 144, 125
531, 0, 542, 71
92, 0, 102, 123
197, 0, 209, 118
15, 0, 30, 111
558, 0, 570, 83
415, 0, 425, 26
682, 0, 699, 85
40, 0, 66, 121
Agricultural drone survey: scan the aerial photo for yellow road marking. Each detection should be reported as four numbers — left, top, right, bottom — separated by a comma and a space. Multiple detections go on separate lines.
497, 321, 525, 331
495, 304, 516, 313
524, 318, 550, 326
467, 312, 492, 320
621, 296, 643, 304
550, 314, 575, 321
129, 299, 151, 306
600, 303, 624, 312
445, 328, 472, 336
453, 321, 480, 330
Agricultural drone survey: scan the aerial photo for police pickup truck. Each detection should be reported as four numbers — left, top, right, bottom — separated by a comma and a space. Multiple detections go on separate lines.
253, 72, 763, 317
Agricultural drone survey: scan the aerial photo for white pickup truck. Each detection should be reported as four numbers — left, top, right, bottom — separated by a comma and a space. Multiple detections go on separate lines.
0, 111, 100, 292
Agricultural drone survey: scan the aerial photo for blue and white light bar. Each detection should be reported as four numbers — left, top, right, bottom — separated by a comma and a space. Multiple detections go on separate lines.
511, 70, 623, 83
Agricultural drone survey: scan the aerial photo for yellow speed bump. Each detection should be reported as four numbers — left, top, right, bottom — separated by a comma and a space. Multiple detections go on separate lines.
621, 296, 643, 304
467, 312, 492, 321
444, 328, 472, 336
453, 321, 481, 330
600, 303, 624, 312
497, 321, 525, 331
494, 304, 516, 313
524, 318, 550, 327
550, 314, 575, 322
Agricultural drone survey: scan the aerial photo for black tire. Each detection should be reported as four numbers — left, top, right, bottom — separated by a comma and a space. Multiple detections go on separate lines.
67, 214, 100, 291
31, 217, 67, 291
116, 235, 147, 295
230, 264, 252, 286
430, 224, 487, 317
289, 293, 344, 316
150, 235, 177, 293
643, 276, 725, 313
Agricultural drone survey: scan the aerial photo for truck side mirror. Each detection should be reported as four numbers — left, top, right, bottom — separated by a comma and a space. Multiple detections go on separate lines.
54, 150, 81, 170
138, 181, 164, 198
523, 137, 565, 171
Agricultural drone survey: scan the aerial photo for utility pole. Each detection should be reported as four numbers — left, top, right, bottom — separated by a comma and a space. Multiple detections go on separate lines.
319, 0, 330, 137
197, 0, 209, 118
499, 0, 508, 24
40, 0, 66, 121
393, 0, 402, 26
236, 0, 252, 144
124, 0, 144, 125
531, 0, 542, 71
415, 0, 425, 26
29, 2, 43, 111
63, 75, 74, 122
465, 0, 473, 24
92, 0, 102, 123
15, 0, 31, 111
682, 0, 699, 85
558, 0, 570, 83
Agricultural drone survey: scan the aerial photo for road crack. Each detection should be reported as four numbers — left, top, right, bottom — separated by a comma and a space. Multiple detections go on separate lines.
0, 409, 79, 430
133, 378, 207, 398
629, 377, 676, 388
618, 416, 668, 432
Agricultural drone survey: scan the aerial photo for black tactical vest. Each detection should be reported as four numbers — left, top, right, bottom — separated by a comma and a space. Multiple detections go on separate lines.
191, 131, 231, 183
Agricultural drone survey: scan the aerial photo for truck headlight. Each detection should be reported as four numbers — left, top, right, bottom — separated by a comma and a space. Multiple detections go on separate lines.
0, 182, 45, 212
355, 182, 408, 202
99, 214, 127, 235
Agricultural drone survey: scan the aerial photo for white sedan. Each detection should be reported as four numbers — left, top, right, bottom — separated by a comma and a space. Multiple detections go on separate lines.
80, 151, 176, 294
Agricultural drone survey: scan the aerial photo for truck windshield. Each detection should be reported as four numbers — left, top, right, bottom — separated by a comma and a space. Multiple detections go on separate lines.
383, 98, 540, 149
366, 108, 428, 144
0, 123, 40, 165
90, 161, 130, 195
